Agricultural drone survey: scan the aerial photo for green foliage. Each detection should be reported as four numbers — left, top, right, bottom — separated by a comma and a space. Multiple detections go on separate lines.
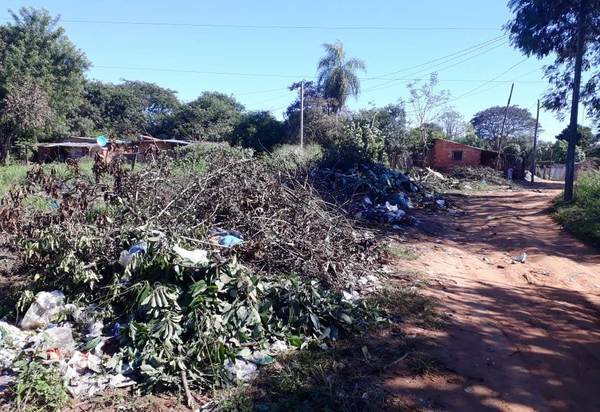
538, 140, 585, 163
0, 7, 89, 160
557, 125, 599, 154
470, 105, 538, 151
76, 80, 180, 137
317, 42, 366, 112
555, 171, 600, 247
168, 92, 244, 142
507, 0, 600, 126
13, 358, 69, 412
232, 111, 286, 151
321, 122, 385, 169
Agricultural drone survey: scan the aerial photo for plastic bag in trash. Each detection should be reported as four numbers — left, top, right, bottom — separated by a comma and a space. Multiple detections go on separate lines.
173, 245, 209, 265
34, 326, 75, 354
224, 358, 257, 382
119, 241, 147, 267
20, 290, 65, 330
218, 235, 244, 248
96, 135, 108, 147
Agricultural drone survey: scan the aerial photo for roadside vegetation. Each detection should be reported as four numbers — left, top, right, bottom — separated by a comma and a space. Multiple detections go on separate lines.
555, 172, 600, 248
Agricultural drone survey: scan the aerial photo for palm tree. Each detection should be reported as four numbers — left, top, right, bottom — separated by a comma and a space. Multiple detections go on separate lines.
317, 42, 366, 112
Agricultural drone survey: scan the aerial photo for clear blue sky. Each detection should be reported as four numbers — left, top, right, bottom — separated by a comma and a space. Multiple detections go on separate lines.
2, 0, 591, 141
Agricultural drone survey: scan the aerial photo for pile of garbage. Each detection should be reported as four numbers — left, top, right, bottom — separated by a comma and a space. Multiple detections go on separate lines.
309, 163, 446, 225
0, 147, 386, 404
0, 291, 134, 399
410, 166, 509, 192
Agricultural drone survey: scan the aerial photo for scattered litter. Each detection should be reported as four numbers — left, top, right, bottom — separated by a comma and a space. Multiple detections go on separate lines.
512, 252, 527, 264
20, 290, 66, 330
119, 241, 147, 267
269, 340, 289, 355
435, 199, 446, 208
218, 234, 244, 248
224, 359, 258, 382
173, 245, 209, 265
96, 135, 108, 147
33, 326, 75, 354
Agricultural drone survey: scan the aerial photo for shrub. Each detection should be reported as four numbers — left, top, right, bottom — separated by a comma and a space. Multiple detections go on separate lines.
555, 171, 600, 247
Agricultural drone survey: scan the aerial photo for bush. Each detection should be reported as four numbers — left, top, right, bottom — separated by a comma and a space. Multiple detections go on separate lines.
555, 171, 600, 247
13, 359, 69, 412
321, 122, 385, 170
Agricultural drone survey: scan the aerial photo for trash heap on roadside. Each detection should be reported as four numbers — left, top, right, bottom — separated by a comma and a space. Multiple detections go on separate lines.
0, 148, 388, 404
310, 163, 448, 226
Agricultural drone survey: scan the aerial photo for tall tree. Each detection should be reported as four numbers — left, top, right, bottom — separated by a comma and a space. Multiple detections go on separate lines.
167, 92, 244, 142
285, 81, 342, 146
407, 73, 450, 151
470, 106, 538, 152
121, 81, 180, 136
557, 124, 599, 154
316, 42, 366, 112
356, 102, 409, 167
0, 7, 89, 161
439, 107, 466, 140
506, 0, 600, 200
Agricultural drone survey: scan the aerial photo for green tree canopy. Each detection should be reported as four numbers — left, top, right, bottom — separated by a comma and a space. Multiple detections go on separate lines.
507, 0, 600, 126
167, 92, 244, 142
557, 124, 599, 154
232, 111, 286, 151
470, 106, 538, 152
0, 7, 89, 161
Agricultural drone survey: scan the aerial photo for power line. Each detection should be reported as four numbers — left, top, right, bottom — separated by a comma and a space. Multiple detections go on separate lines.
363, 39, 509, 93
371, 35, 507, 80
0, 17, 501, 31
92, 64, 543, 84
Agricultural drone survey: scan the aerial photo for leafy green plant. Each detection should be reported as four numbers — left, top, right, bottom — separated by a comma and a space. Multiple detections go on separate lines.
13, 358, 69, 412
555, 171, 600, 247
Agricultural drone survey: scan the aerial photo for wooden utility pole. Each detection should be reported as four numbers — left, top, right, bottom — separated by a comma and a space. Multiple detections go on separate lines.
497, 83, 514, 169
564, 0, 587, 202
299, 80, 304, 150
530, 99, 540, 183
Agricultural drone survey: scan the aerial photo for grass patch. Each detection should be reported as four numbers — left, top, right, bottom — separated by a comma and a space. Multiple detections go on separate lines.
373, 285, 443, 329
0, 163, 29, 197
238, 344, 389, 412
554, 171, 600, 247
386, 243, 419, 261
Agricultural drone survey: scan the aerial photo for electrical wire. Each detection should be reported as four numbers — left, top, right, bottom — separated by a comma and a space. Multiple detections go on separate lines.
0, 17, 501, 31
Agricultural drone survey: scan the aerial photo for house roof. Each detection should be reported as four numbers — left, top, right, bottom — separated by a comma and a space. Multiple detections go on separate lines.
36, 142, 99, 149
432, 138, 498, 155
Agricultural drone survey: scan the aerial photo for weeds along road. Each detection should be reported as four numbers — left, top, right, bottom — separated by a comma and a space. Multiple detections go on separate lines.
387, 182, 600, 412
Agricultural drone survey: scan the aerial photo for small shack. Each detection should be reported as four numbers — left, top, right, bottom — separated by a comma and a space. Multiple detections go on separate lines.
35, 142, 102, 162
425, 138, 499, 171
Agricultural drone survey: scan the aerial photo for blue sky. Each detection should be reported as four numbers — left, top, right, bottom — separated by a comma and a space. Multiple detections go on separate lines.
2, 0, 590, 141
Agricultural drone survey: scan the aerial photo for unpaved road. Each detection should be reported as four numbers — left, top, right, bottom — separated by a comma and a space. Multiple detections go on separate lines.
387, 183, 600, 411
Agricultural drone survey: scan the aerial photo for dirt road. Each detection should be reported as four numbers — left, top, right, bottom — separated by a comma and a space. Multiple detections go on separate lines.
387, 183, 600, 411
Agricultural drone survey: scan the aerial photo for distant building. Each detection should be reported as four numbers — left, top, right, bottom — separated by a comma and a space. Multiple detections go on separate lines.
35, 135, 192, 163
425, 138, 499, 171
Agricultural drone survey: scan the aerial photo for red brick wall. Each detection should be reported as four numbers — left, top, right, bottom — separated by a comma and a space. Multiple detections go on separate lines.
425, 139, 483, 171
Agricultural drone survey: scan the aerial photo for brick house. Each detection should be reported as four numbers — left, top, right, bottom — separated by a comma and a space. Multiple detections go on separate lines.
425, 138, 499, 171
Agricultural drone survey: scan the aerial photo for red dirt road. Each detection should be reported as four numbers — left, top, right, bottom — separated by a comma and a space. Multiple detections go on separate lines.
387, 184, 600, 411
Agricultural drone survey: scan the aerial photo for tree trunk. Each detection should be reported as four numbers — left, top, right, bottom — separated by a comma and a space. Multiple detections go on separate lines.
564, 0, 587, 202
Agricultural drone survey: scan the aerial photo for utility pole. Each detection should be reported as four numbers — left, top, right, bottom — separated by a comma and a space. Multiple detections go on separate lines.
530, 99, 540, 183
497, 83, 514, 169
299, 80, 304, 150
564, 0, 587, 202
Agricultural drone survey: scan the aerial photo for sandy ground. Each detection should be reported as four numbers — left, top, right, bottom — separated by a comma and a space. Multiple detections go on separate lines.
386, 182, 600, 411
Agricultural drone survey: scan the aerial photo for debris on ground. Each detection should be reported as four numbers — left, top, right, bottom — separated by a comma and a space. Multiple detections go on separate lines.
310, 163, 447, 227
512, 252, 528, 264
0, 148, 389, 405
